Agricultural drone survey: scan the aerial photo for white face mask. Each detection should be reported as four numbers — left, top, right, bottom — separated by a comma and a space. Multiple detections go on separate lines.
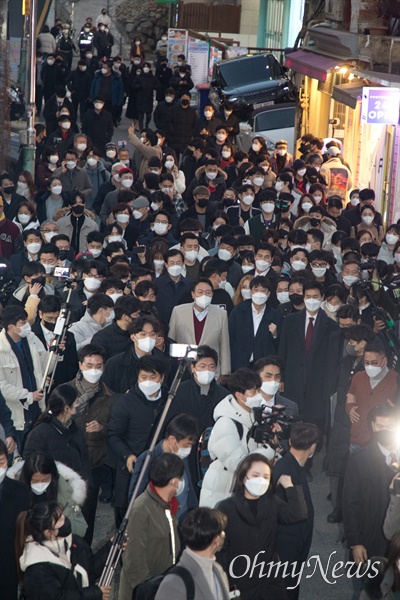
88, 248, 102, 258
94, 101, 104, 110
185, 250, 198, 262
195, 295, 212, 309
242, 265, 254, 274
245, 476, 269, 497
176, 446, 191, 460
164, 160, 174, 170
121, 178, 133, 188
43, 263, 55, 274
261, 202, 275, 214
18, 213, 31, 224
204, 111, 212, 118
175, 478, 185, 495
216, 133, 226, 141
106, 150, 116, 159
153, 259, 165, 270
76, 143, 87, 152
43, 231, 57, 242
143, 67, 150, 73
252, 143, 261, 152
101, 68, 108, 75
87, 157, 98, 167
18, 322, 32, 338
79, 65, 87, 72
66, 160, 76, 170
83, 368, 103, 384
252, 292, 268, 305
277, 291, 289, 304
206, 171, 217, 180
31, 480, 51, 495
168, 265, 182, 277
26, 242, 41, 254
62, 122, 71, 130
261, 380, 280, 396
298, 168, 307, 176
304, 298, 322, 312
277, 148, 286, 156
253, 177, 264, 187
241, 288, 251, 299
136, 336, 156, 353
154, 223, 168, 235
138, 379, 161, 396
386, 234, 399, 245
165, 96, 174, 103
109, 293, 123, 303
49, 155, 59, 164
275, 181, 284, 192
326, 302, 341, 313
365, 364, 383, 378
255, 259, 270, 272
84, 277, 101, 291
132, 210, 143, 220
86, 53, 93, 59
218, 248, 232, 261
51, 184, 63, 196
196, 369, 215, 385
350, 197, 359, 206
116, 214, 130, 224
342, 275, 359, 287
221, 151, 231, 159
151, 202, 160, 212
107, 235, 123, 243
362, 215, 374, 225
291, 260, 307, 271
18, 182, 28, 191
313, 195, 323, 204
311, 267, 327, 278
242, 194, 254, 206
245, 393, 264, 408
301, 202, 313, 213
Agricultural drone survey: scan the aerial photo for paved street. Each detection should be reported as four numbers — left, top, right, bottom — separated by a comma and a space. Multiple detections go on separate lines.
92, 450, 354, 600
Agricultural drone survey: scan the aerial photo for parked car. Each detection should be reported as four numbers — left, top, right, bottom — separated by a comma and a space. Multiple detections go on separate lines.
208, 53, 295, 120
236, 102, 296, 156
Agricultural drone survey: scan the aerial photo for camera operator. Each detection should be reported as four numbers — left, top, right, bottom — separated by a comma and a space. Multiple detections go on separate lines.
199, 368, 275, 508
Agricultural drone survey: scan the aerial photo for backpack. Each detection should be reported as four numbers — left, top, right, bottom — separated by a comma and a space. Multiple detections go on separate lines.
197, 417, 244, 488
133, 565, 195, 600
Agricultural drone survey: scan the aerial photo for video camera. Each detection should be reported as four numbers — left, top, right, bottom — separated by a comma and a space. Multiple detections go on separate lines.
249, 405, 295, 449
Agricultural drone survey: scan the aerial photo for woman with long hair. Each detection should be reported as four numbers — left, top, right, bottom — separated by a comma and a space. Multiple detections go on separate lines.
217, 453, 307, 600
8, 451, 87, 537
16, 502, 111, 599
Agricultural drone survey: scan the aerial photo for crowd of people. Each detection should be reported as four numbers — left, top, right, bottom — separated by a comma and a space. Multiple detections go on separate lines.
0, 9, 400, 600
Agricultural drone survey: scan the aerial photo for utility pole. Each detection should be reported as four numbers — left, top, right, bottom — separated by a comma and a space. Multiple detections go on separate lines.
0, 0, 10, 174
22, 0, 37, 176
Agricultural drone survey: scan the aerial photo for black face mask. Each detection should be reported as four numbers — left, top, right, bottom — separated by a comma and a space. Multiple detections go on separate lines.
310, 218, 321, 228
222, 197, 235, 208
72, 205, 85, 216
181, 99, 190, 107
58, 250, 69, 261
44, 320, 56, 331
278, 228, 288, 239
289, 293, 303, 306
3, 186, 14, 195
31, 276, 46, 287
58, 517, 72, 538
346, 343, 358, 357
197, 198, 208, 208
374, 429, 395, 448
299, 143, 311, 155
141, 301, 155, 314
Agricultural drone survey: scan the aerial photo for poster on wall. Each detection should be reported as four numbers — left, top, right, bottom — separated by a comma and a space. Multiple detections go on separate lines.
187, 40, 209, 85
167, 28, 188, 67
208, 46, 223, 78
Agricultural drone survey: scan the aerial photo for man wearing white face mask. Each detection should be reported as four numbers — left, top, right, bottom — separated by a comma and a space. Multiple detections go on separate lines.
82, 92, 115, 155
82, 149, 111, 210
279, 280, 338, 433
0, 307, 47, 452
229, 275, 283, 371
108, 356, 170, 525
129, 413, 200, 520
53, 150, 93, 201
169, 278, 231, 377
154, 249, 192, 324
273, 422, 319, 600
244, 190, 278, 242
254, 356, 299, 417
345, 343, 398, 451
141, 210, 178, 250
69, 293, 114, 350
184, 160, 227, 207
102, 316, 169, 395
68, 343, 116, 541
199, 368, 275, 507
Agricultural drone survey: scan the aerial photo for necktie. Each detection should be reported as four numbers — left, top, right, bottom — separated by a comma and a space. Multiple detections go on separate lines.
305, 316, 314, 353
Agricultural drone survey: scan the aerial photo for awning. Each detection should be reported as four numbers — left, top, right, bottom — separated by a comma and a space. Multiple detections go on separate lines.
332, 83, 364, 109
284, 49, 341, 82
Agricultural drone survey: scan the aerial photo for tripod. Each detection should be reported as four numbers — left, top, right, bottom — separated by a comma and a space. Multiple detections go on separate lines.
40, 281, 75, 397
98, 346, 196, 587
